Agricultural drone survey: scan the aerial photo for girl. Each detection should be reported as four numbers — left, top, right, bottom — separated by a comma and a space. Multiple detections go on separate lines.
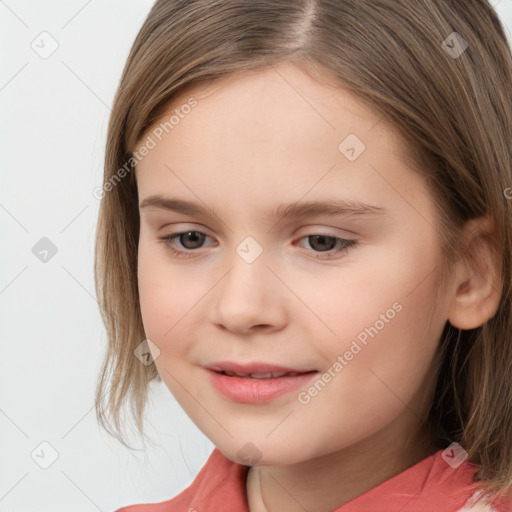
94, 1, 512, 511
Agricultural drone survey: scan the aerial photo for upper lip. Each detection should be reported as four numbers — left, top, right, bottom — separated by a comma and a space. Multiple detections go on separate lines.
207, 361, 316, 375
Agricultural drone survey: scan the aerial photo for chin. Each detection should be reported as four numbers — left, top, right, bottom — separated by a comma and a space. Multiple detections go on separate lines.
215, 437, 309, 468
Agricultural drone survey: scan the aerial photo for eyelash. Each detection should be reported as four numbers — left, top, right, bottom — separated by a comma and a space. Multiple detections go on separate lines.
157, 231, 357, 260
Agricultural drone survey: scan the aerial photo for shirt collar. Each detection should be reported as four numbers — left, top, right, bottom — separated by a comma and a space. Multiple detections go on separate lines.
187, 447, 482, 512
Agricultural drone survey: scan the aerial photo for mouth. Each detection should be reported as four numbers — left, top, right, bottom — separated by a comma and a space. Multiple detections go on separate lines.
206, 362, 319, 403
207, 361, 316, 376
213, 370, 314, 379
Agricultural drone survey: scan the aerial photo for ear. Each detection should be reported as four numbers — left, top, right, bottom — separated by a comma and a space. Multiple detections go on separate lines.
447, 216, 502, 330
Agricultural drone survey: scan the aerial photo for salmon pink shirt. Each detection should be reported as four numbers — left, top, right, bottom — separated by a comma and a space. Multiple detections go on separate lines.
116, 448, 512, 512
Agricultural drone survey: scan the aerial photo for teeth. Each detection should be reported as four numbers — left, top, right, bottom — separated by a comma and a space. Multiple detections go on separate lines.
250, 372, 275, 379
223, 371, 243, 377
222, 371, 302, 379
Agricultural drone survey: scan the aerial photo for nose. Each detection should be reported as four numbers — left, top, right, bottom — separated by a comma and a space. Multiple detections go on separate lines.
211, 248, 287, 335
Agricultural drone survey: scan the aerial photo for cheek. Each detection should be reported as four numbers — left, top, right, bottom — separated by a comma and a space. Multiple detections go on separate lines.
298, 236, 441, 338
305, 239, 444, 399
137, 241, 201, 355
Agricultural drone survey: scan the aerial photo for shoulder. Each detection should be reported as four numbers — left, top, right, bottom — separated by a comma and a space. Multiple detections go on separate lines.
114, 448, 249, 512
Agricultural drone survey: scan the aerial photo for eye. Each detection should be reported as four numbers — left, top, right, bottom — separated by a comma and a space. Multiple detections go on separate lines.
158, 231, 214, 258
297, 234, 356, 259
157, 231, 357, 260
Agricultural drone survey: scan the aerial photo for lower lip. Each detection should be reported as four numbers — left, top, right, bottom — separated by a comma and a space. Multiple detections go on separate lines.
207, 369, 318, 403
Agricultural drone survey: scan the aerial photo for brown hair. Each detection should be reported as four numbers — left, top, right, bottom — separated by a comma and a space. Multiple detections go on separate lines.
94, 0, 512, 503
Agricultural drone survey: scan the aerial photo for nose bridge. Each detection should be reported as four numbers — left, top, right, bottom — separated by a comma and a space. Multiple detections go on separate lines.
222, 235, 269, 303
213, 235, 285, 331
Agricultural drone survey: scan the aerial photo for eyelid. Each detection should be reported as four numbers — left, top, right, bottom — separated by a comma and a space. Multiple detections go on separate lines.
159, 225, 355, 244
293, 222, 361, 236
158, 222, 216, 238
159, 222, 359, 238
158, 228, 357, 261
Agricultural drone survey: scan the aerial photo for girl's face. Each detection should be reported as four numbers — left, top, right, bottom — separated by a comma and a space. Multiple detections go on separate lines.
135, 62, 450, 466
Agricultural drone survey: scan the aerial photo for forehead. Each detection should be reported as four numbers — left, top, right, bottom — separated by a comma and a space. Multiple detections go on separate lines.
135, 61, 408, 157
134, 62, 426, 219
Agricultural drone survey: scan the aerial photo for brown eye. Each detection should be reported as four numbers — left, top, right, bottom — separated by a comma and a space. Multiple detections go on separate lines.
177, 231, 207, 249
158, 230, 214, 259
297, 234, 356, 259
306, 235, 338, 252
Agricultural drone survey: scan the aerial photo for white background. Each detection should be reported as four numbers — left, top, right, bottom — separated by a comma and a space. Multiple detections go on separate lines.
1, 1, 511, 511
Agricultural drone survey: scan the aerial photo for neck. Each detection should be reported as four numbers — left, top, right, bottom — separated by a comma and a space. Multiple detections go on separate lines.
246, 421, 439, 512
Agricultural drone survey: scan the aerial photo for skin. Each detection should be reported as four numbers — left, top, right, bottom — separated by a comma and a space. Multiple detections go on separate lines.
134, 62, 501, 512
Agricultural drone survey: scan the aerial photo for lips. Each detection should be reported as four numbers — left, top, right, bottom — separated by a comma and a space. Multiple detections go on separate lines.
207, 361, 315, 378
221, 370, 303, 379
207, 363, 319, 403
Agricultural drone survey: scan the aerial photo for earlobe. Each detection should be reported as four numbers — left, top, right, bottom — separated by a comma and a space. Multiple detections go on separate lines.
447, 216, 502, 330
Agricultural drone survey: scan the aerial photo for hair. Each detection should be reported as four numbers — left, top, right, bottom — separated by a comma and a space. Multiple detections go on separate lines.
94, 0, 512, 504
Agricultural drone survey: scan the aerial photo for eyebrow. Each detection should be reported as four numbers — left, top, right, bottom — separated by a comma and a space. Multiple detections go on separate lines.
139, 194, 386, 220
